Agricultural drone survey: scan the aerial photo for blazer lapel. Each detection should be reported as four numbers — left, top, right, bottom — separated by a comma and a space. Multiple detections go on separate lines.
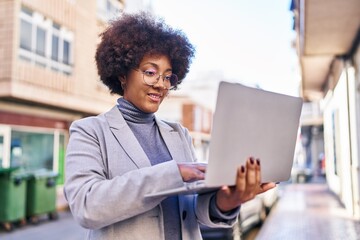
156, 117, 189, 163
104, 106, 190, 167
105, 106, 151, 169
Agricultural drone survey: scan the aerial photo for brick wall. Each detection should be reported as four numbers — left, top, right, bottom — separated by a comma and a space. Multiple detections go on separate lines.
0, 0, 15, 83
182, 103, 212, 134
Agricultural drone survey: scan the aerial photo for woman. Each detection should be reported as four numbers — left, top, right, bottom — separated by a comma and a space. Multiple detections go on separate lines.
64, 12, 275, 240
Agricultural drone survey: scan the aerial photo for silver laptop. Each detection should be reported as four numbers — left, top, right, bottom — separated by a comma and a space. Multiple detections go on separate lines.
145, 81, 303, 198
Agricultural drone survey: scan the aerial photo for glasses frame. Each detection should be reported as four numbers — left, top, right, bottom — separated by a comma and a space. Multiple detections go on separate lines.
133, 68, 178, 90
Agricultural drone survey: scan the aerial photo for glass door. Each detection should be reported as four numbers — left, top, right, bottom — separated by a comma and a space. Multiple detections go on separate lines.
0, 125, 11, 168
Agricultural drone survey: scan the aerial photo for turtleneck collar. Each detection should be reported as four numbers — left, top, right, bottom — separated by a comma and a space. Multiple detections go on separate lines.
117, 98, 155, 124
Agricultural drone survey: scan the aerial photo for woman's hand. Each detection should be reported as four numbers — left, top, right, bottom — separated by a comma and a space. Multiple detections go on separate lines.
215, 157, 276, 212
177, 162, 207, 182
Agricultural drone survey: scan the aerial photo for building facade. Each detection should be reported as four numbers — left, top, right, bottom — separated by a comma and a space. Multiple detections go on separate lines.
291, 0, 360, 218
0, 0, 124, 185
157, 95, 213, 163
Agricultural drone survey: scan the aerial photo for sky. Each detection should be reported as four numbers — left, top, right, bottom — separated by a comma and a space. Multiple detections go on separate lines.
152, 0, 300, 109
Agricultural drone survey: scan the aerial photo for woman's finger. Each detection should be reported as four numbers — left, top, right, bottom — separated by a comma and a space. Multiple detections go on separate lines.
178, 163, 206, 182
220, 185, 232, 196
258, 182, 276, 193
245, 157, 257, 189
195, 164, 207, 173
255, 158, 261, 185
235, 165, 246, 193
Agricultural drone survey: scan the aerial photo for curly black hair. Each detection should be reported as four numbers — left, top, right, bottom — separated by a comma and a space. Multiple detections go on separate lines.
95, 12, 196, 96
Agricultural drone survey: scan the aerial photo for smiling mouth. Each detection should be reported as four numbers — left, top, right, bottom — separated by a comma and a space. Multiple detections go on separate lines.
148, 93, 162, 101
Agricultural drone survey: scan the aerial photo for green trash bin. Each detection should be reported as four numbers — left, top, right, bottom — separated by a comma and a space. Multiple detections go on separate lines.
26, 169, 59, 223
0, 167, 29, 231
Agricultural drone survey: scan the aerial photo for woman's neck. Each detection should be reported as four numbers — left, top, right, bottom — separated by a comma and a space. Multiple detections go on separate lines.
117, 98, 154, 124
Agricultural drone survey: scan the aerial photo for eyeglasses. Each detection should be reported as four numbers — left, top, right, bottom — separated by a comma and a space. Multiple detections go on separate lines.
133, 69, 178, 90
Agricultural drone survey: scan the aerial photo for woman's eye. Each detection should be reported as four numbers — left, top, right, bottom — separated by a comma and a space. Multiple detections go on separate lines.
143, 70, 156, 77
164, 75, 172, 81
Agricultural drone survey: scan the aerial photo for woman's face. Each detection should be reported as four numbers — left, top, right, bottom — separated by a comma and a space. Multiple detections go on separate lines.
122, 54, 172, 113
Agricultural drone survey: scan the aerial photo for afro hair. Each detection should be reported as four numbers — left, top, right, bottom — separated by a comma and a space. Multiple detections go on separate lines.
95, 11, 196, 95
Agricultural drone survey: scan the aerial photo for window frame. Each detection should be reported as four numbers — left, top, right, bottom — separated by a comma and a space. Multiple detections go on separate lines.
19, 6, 74, 76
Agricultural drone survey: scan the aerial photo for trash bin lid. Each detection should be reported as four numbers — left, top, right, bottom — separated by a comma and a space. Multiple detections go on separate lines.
30, 169, 58, 179
11, 169, 33, 179
0, 167, 20, 175
0, 167, 31, 179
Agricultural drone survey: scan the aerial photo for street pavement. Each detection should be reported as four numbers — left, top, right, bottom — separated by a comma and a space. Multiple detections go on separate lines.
256, 180, 360, 240
0, 210, 86, 240
1, 178, 360, 240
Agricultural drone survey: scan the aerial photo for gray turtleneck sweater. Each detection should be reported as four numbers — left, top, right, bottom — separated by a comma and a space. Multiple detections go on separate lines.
117, 98, 182, 240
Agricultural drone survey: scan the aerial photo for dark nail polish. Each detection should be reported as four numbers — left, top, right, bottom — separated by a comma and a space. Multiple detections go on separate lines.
250, 157, 254, 164
256, 159, 260, 165
241, 166, 245, 173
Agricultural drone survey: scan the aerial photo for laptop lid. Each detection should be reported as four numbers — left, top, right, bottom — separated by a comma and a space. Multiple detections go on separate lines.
204, 81, 303, 186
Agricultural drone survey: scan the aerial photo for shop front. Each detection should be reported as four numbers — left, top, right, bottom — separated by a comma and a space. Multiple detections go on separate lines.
0, 110, 70, 186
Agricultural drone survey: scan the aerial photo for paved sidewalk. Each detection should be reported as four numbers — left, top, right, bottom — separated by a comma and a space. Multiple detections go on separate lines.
0, 210, 86, 240
256, 183, 360, 240
2, 182, 360, 240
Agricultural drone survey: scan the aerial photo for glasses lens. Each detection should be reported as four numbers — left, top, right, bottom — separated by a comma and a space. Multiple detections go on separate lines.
143, 76, 156, 85
142, 70, 157, 85
169, 74, 178, 87
142, 71, 178, 89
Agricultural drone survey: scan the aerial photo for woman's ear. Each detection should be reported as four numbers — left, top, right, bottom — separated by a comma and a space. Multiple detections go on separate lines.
119, 76, 126, 89
119, 75, 126, 83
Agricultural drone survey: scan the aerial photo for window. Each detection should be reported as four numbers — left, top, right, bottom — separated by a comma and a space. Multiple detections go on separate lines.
20, 19, 32, 51
9, 129, 66, 186
63, 40, 70, 65
36, 27, 46, 56
97, 0, 122, 22
10, 131, 54, 170
51, 35, 59, 61
18, 6, 74, 75
332, 110, 339, 176
0, 124, 66, 185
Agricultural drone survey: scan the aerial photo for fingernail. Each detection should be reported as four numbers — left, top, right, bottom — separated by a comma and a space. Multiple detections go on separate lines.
250, 157, 254, 164
241, 166, 245, 173
256, 159, 260, 165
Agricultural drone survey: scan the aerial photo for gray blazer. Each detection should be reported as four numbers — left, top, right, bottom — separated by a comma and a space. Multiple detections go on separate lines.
64, 106, 235, 240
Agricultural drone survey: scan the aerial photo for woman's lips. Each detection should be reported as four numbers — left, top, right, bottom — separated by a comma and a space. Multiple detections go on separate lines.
148, 93, 162, 102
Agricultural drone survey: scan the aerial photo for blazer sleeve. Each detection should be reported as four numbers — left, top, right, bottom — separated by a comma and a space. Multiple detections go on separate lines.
64, 118, 184, 230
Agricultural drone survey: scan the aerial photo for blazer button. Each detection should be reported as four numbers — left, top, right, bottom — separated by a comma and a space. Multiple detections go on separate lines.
182, 211, 187, 220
